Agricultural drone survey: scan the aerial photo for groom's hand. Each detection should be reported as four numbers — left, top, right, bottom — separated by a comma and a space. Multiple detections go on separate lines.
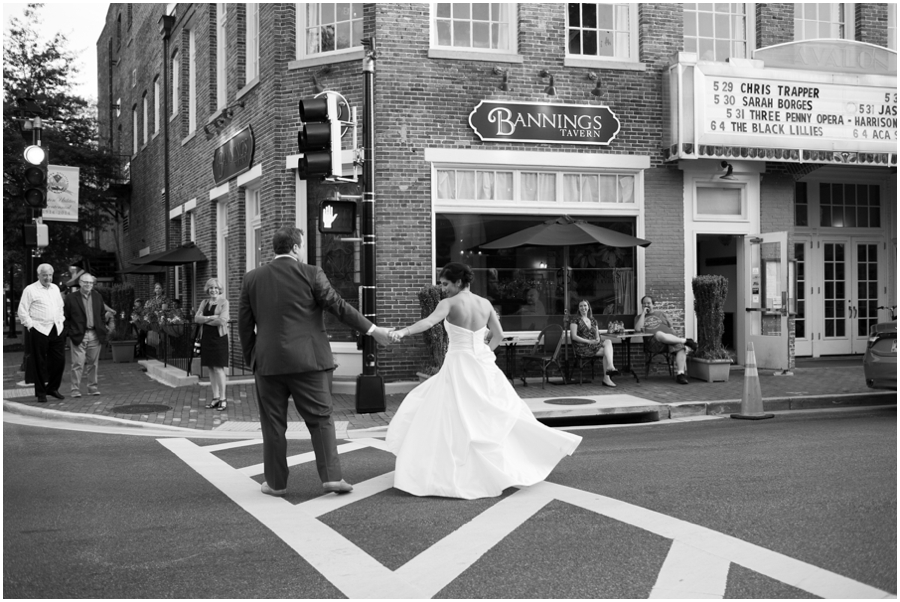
370, 326, 393, 346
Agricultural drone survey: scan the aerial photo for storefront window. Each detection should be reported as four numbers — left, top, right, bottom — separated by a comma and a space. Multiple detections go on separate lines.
684, 3, 749, 61
436, 168, 634, 204
819, 183, 881, 228
436, 213, 638, 332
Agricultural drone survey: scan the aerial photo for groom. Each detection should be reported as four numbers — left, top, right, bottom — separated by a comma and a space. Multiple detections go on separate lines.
239, 226, 392, 496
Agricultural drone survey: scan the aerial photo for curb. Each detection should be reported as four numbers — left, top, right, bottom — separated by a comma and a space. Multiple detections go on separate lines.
668, 391, 897, 419
3, 399, 199, 432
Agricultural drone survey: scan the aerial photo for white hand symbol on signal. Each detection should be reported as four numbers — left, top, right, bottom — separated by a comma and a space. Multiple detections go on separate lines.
323, 205, 338, 228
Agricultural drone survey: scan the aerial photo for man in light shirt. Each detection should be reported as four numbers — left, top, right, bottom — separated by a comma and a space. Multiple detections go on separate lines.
17, 264, 67, 403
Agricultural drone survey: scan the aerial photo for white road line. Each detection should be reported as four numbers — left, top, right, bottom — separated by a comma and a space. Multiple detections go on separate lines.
202, 439, 263, 453
300, 471, 397, 518
649, 540, 730, 599
158, 437, 425, 599
544, 482, 894, 599
395, 483, 554, 598
237, 440, 369, 477
160, 437, 896, 600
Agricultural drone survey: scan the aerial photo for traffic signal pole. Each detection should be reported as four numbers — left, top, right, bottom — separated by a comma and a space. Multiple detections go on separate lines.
354, 39, 386, 413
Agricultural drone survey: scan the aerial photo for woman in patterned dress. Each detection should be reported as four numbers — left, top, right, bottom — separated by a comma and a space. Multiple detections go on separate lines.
569, 299, 619, 387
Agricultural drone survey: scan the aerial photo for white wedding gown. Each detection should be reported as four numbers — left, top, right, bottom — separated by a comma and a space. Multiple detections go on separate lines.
386, 320, 583, 499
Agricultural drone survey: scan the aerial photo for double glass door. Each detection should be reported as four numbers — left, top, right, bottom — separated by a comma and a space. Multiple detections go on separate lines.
795, 236, 886, 356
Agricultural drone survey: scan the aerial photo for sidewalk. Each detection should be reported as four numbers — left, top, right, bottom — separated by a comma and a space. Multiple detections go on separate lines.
3, 333, 895, 435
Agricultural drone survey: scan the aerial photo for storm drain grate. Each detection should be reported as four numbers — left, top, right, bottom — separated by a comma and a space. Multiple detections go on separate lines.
111, 404, 173, 414
543, 398, 596, 406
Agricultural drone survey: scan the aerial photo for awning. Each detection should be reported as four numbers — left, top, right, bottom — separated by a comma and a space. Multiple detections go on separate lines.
129, 242, 208, 266
117, 264, 167, 274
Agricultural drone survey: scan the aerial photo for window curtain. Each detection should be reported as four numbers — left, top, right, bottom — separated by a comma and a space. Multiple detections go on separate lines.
522, 173, 555, 202
614, 269, 635, 314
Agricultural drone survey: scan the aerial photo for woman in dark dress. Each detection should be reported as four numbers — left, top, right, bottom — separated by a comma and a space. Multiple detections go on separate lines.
194, 278, 229, 410
569, 299, 619, 387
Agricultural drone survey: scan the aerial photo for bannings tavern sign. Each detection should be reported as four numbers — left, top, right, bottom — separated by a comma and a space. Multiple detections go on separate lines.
468, 100, 621, 145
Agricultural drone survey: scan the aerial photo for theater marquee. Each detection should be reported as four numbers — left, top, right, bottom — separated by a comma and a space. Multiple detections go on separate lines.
468, 100, 620, 146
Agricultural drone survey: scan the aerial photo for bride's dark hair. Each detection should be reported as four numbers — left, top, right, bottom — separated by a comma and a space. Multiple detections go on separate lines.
439, 262, 473, 287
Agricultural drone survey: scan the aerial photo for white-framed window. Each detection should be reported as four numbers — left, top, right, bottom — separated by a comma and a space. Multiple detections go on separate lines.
186, 209, 196, 241
889, 4, 897, 50
436, 168, 636, 204
171, 50, 180, 116
684, 3, 751, 61
132, 105, 138, 155
153, 76, 160, 134
793, 3, 848, 40
245, 187, 263, 270
432, 3, 515, 52
188, 29, 197, 133
142, 92, 149, 145
217, 200, 229, 293
694, 184, 747, 221
246, 3, 260, 82
217, 4, 228, 110
131, 68, 136, 87
115, 97, 121, 117
566, 3, 638, 62
298, 3, 363, 59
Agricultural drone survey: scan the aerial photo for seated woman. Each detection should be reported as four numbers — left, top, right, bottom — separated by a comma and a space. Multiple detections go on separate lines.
569, 299, 619, 387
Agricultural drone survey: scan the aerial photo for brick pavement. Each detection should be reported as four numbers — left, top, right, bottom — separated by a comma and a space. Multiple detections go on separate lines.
3, 339, 894, 433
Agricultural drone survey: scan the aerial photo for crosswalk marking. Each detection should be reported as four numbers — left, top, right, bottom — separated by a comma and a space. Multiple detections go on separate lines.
649, 540, 730, 599
160, 437, 896, 600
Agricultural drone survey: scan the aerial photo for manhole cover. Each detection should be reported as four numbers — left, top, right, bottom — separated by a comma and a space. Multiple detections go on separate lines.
112, 404, 172, 414
544, 398, 596, 406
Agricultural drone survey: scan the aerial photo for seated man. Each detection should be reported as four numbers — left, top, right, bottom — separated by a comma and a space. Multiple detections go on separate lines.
635, 295, 697, 385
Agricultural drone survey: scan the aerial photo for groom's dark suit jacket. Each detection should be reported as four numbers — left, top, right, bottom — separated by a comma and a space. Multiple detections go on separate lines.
238, 256, 372, 375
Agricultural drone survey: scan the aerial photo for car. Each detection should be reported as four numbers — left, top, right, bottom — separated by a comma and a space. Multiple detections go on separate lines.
863, 311, 896, 390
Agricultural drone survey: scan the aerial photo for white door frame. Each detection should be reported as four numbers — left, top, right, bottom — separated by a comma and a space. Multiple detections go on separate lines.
743, 231, 791, 371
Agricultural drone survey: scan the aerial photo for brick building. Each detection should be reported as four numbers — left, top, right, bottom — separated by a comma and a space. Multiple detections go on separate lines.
97, 3, 897, 382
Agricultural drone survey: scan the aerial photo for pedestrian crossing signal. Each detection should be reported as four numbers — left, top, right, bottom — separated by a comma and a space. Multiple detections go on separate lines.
318, 200, 356, 234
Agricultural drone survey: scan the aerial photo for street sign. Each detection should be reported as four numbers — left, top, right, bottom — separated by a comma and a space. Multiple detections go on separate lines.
318, 199, 356, 234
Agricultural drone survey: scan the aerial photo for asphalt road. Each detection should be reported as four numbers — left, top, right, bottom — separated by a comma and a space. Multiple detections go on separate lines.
3, 406, 896, 598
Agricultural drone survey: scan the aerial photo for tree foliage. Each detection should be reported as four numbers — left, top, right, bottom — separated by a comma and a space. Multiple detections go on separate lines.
3, 3, 124, 289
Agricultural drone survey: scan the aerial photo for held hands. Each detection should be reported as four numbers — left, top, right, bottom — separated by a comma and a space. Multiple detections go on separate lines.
389, 327, 408, 344
370, 326, 394, 346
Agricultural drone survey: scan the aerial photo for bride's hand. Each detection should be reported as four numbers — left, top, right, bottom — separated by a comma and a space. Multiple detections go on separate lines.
390, 328, 405, 343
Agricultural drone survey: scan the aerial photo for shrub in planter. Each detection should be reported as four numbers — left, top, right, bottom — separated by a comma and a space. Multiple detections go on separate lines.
416, 284, 448, 377
690, 275, 732, 382
692, 275, 731, 361
108, 283, 136, 342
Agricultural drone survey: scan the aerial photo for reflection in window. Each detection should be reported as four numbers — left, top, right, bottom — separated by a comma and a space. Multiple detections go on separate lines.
684, 3, 748, 61
567, 3, 633, 59
435, 3, 512, 50
305, 3, 363, 55
819, 183, 881, 228
436, 213, 638, 332
793, 3, 845, 40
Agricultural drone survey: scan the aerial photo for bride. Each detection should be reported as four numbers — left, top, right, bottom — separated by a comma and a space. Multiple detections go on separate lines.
387, 262, 582, 500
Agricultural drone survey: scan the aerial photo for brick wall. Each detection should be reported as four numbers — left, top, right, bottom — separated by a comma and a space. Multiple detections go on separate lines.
856, 3, 889, 47
756, 4, 795, 48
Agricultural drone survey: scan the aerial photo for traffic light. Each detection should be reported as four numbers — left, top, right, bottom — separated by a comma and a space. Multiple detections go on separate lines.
318, 199, 357, 234
22, 144, 48, 209
297, 92, 342, 180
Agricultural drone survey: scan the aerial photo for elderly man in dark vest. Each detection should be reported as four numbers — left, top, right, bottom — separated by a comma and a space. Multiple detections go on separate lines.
63, 272, 114, 397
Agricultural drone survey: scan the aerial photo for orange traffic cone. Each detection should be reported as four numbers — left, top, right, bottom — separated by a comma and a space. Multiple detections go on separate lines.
731, 342, 774, 420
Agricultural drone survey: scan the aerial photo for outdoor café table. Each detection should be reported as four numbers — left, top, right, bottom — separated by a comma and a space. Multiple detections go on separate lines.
601, 330, 650, 383
496, 333, 538, 384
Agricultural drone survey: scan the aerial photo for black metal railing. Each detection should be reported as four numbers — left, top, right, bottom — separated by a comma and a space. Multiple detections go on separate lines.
196, 320, 252, 379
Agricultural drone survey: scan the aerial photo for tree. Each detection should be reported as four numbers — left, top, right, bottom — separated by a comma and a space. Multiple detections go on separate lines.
3, 3, 126, 290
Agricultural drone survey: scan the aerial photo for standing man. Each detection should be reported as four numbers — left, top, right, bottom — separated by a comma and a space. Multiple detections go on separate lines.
17, 264, 66, 403
239, 226, 393, 497
63, 272, 114, 397
635, 295, 698, 385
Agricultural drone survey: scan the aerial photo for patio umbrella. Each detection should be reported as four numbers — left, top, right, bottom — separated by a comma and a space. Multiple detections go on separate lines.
117, 264, 167, 274
480, 215, 651, 317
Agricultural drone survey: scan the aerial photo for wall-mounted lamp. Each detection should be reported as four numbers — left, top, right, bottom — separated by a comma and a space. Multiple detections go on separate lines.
204, 100, 246, 140
492, 66, 511, 91
587, 72, 606, 98
539, 69, 555, 96
203, 123, 217, 141
111, 102, 120, 112
312, 65, 333, 94
720, 161, 736, 180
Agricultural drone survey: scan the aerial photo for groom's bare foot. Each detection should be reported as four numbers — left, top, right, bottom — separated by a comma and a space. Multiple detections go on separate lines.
323, 480, 353, 494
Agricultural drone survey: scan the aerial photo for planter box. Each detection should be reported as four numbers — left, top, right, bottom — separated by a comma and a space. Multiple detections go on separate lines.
688, 357, 732, 383
110, 340, 137, 363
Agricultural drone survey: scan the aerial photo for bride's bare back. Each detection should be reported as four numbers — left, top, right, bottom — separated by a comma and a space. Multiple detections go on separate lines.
445, 291, 493, 331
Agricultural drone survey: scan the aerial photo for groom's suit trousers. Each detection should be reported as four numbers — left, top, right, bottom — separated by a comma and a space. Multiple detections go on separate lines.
254, 370, 340, 489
